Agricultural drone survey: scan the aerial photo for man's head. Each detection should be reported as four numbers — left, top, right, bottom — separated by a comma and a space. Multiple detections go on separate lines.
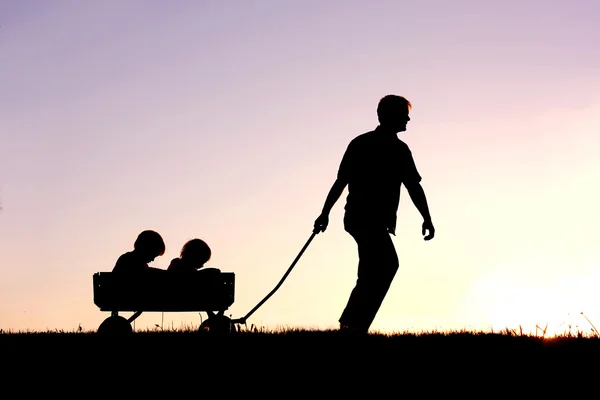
377, 95, 412, 133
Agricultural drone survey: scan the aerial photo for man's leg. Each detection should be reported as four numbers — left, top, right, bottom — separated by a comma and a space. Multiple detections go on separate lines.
339, 227, 399, 332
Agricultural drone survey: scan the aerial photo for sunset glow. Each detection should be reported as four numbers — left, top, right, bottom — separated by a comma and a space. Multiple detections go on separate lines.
1, 1, 599, 335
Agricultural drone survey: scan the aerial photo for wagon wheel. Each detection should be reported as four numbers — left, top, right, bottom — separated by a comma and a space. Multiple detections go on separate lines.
199, 311, 234, 334
97, 315, 133, 336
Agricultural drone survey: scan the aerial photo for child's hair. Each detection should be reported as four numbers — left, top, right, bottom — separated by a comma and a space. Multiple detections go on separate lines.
134, 230, 166, 256
180, 238, 211, 265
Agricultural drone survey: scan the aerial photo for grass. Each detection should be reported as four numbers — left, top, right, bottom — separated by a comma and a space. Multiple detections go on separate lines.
2, 323, 599, 348
1, 324, 596, 391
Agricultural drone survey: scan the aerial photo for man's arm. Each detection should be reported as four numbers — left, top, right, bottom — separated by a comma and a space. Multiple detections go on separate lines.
314, 140, 354, 233
404, 181, 435, 240
313, 178, 347, 233
321, 178, 347, 215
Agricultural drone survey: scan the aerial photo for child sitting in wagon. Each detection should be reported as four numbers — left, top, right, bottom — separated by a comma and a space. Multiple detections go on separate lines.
112, 230, 166, 275
168, 238, 220, 275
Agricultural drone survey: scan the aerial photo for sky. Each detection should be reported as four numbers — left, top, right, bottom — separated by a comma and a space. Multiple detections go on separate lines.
1, 0, 600, 335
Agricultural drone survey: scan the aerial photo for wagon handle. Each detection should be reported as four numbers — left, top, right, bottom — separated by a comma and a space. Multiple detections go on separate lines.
231, 230, 318, 325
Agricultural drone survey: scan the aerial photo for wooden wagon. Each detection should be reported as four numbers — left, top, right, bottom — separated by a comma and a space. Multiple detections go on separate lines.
93, 269, 235, 335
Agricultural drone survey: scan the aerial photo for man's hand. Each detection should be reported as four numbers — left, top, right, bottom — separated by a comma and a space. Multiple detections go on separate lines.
422, 219, 435, 241
313, 214, 329, 234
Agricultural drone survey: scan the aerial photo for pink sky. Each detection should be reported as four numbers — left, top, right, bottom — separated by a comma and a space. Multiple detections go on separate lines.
1, 0, 600, 334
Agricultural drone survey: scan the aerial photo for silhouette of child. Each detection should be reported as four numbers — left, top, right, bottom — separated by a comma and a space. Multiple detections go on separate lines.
112, 230, 166, 274
167, 238, 212, 273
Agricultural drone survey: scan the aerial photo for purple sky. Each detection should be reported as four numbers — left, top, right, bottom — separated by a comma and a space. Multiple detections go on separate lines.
1, 0, 600, 334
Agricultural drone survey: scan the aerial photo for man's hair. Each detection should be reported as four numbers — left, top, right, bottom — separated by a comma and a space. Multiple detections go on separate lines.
134, 230, 166, 256
377, 95, 412, 123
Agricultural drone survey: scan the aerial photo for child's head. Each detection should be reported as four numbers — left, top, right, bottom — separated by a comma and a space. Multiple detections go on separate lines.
134, 230, 166, 262
180, 238, 211, 269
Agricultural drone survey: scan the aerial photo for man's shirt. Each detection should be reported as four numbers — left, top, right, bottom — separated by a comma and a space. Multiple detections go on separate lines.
337, 126, 422, 228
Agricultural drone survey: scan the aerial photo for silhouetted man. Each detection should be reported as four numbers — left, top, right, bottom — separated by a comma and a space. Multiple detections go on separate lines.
314, 94, 435, 334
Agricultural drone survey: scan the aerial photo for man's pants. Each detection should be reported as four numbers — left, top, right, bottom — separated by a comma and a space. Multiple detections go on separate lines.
339, 221, 399, 332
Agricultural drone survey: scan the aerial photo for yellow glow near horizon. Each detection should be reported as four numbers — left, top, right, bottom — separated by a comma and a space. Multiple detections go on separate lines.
452, 266, 600, 337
